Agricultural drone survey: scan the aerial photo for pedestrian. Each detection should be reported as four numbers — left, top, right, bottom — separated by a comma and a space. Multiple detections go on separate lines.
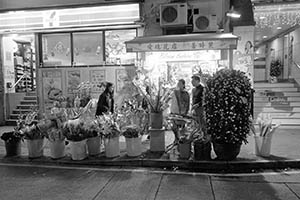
170, 79, 190, 140
191, 73, 206, 133
95, 82, 114, 116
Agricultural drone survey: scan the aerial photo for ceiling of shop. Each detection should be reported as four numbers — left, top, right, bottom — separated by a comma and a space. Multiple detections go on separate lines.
251, 0, 300, 47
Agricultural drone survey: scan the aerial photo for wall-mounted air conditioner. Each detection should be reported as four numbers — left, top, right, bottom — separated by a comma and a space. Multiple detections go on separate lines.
160, 3, 188, 27
192, 8, 218, 32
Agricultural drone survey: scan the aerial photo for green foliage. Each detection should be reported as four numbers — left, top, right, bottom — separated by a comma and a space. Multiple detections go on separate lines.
204, 69, 252, 144
270, 59, 282, 77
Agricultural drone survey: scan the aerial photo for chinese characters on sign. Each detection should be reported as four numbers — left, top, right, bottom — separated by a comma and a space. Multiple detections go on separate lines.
127, 40, 235, 52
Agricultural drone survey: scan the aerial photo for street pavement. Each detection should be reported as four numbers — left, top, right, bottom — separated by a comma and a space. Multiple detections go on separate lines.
0, 163, 300, 200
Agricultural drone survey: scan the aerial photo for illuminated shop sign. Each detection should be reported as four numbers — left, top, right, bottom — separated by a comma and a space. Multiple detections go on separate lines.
0, 3, 140, 32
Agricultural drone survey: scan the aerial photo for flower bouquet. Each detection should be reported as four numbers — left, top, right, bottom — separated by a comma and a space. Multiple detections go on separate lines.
62, 118, 87, 160
84, 119, 102, 156
252, 113, 280, 157
96, 113, 121, 158
45, 127, 66, 159
122, 125, 142, 157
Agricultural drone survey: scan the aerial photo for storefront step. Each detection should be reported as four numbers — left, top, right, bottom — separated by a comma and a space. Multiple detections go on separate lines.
16, 104, 38, 110
255, 102, 300, 107
254, 112, 300, 118
254, 96, 300, 102
20, 100, 37, 105
254, 107, 300, 112
255, 87, 299, 92
254, 83, 296, 88
12, 109, 34, 114
254, 92, 300, 97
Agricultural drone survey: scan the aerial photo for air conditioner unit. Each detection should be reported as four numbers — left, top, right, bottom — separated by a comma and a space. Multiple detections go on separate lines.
160, 3, 188, 27
193, 13, 218, 32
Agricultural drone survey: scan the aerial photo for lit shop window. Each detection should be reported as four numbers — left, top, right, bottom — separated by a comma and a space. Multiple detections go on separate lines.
42, 33, 71, 66
73, 32, 104, 66
105, 29, 136, 65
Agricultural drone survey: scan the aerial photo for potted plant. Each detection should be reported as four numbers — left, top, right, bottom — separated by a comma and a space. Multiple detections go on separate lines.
251, 113, 280, 157
62, 118, 87, 160
205, 69, 252, 160
133, 76, 174, 129
270, 59, 282, 83
97, 113, 121, 158
22, 124, 45, 159
123, 125, 142, 157
1, 130, 23, 157
85, 119, 102, 156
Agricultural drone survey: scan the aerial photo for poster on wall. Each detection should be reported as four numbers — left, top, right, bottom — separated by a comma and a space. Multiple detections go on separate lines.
90, 70, 106, 94
233, 26, 255, 86
66, 70, 81, 94
42, 69, 62, 111
115, 67, 135, 92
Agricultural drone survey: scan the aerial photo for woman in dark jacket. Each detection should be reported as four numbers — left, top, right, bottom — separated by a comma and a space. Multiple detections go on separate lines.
95, 82, 114, 116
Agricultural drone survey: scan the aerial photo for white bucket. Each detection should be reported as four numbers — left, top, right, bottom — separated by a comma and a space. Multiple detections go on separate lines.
254, 135, 273, 157
26, 139, 44, 158
125, 137, 142, 157
69, 140, 87, 160
48, 140, 65, 159
104, 136, 120, 158
87, 136, 101, 156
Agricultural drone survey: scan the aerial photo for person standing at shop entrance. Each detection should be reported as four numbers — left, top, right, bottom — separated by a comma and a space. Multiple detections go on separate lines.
95, 82, 114, 116
191, 73, 206, 133
170, 79, 190, 140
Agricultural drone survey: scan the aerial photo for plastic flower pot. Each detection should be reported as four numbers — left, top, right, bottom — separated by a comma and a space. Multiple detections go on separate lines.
125, 137, 142, 157
5, 139, 21, 157
87, 136, 101, 156
104, 136, 120, 158
149, 128, 165, 152
254, 135, 272, 157
26, 139, 44, 159
193, 140, 211, 161
48, 140, 65, 159
150, 112, 163, 129
178, 141, 191, 159
69, 139, 87, 160
212, 142, 241, 161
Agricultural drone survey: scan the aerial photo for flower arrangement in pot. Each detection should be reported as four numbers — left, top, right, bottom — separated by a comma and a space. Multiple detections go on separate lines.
251, 113, 281, 157
62, 118, 87, 160
1, 129, 23, 157
205, 69, 252, 161
17, 110, 45, 159
270, 59, 282, 83
132, 74, 174, 129
84, 119, 102, 156
122, 125, 142, 157
97, 112, 121, 158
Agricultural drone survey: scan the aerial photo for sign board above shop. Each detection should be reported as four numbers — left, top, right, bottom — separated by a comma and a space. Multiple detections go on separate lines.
125, 33, 238, 52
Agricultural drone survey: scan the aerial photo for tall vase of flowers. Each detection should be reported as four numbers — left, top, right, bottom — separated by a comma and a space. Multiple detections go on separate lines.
23, 124, 45, 159
251, 113, 280, 157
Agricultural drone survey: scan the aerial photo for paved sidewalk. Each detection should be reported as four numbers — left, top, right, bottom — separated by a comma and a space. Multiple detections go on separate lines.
1, 126, 300, 173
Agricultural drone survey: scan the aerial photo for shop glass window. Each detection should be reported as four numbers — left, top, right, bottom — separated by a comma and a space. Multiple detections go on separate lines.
73, 32, 104, 66
105, 29, 136, 65
42, 33, 71, 66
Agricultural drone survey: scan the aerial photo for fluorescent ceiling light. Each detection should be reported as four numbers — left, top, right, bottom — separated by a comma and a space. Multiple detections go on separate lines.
226, 12, 241, 18
277, 27, 282, 29
263, 36, 268, 38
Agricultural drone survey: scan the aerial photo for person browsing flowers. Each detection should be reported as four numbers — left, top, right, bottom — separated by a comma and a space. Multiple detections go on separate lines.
95, 82, 114, 116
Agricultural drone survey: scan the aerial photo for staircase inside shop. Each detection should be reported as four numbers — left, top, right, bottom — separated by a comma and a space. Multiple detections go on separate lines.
5, 91, 38, 126
254, 81, 300, 127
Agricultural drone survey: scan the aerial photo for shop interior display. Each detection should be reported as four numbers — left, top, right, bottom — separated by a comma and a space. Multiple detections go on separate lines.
13, 40, 36, 92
